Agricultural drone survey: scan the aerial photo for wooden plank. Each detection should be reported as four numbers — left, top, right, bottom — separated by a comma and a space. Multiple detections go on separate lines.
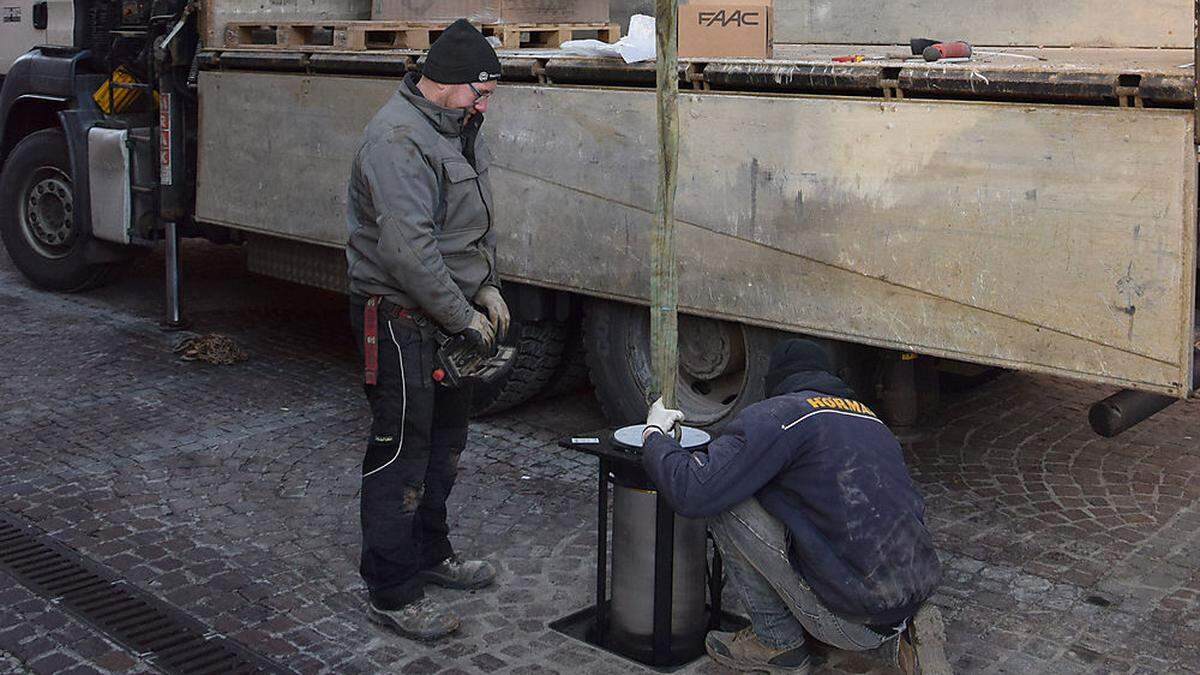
203, 0, 369, 48
774, 0, 1191, 49
222, 20, 445, 49
482, 22, 619, 48
222, 19, 617, 51
341, 22, 440, 49
195, 72, 1197, 394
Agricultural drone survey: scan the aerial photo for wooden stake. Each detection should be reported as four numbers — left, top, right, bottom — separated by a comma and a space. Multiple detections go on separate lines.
651, 0, 679, 408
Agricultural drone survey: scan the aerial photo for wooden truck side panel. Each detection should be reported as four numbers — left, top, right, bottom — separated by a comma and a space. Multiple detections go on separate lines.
195, 71, 1197, 395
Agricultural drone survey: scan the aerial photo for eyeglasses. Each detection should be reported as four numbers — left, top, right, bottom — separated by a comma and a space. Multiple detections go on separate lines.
468, 82, 493, 102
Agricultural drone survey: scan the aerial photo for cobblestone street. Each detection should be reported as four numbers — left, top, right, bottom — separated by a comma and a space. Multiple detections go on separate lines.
1, 243, 1198, 674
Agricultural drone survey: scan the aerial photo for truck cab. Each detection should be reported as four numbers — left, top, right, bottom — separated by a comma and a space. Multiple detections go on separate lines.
0, 0, 71, 82
0, 0, 194, 291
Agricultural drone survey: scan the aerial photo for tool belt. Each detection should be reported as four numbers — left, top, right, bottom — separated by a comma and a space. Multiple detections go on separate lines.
361, 296, 430, 385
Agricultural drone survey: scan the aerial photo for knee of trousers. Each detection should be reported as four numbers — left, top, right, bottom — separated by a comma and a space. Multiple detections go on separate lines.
400, 482, 425, 511
705, 511, 737, 546
707, 504, 745, 530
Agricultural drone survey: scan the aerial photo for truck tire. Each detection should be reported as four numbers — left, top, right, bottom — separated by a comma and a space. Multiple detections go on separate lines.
471, 319, 568, 416
538, 317, 591, 398
582, 299, 779, 431
0, 129, 123, 291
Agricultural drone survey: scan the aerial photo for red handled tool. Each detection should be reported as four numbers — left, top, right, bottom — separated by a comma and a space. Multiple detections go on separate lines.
911, 38, 973, 62
923, 41, 972, 62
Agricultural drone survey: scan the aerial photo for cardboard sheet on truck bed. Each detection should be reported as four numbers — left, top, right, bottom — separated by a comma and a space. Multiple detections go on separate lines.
195, 72, 1197, 395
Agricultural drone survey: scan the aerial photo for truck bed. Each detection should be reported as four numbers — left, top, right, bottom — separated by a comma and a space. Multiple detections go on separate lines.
200, 43, 1196, 106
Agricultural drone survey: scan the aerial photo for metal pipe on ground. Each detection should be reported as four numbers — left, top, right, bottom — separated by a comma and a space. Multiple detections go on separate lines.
1088, 357, 1198, 437
161, 221, 188, 330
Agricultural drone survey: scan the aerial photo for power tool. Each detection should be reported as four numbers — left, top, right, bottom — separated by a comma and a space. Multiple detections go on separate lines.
911, 38, 973, 62
431, 330, 516, 388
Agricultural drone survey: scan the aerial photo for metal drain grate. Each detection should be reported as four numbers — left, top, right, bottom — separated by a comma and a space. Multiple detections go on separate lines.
0, 513, 291, 674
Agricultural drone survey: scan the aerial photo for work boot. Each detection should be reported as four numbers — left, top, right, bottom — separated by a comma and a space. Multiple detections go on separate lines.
420, 555, 497, 590
705, 627, 813, 674
865, 604, 951, 675
368, 596, 460, 641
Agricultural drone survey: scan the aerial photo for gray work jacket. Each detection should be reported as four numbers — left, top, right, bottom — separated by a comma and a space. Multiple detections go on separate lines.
346, 75, 499, 334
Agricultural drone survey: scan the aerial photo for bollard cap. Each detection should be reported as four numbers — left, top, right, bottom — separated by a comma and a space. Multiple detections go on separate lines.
612, 424, 711, 451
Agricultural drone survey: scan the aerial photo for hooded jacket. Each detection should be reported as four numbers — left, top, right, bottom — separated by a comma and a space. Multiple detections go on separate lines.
346, 73, 499, 333
642, 367, 942, 626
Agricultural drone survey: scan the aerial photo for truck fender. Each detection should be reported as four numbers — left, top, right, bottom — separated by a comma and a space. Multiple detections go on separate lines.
0, 48, 87, 164
57, 108, 129, 263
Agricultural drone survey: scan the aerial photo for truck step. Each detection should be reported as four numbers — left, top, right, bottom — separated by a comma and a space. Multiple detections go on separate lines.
221, 20, 618, 51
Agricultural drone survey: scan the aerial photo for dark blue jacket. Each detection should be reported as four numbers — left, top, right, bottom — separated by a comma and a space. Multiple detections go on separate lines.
642, 372, 942, 626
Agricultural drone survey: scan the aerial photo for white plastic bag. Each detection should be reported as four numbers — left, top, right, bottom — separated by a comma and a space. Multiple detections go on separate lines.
558, 14, 655, 64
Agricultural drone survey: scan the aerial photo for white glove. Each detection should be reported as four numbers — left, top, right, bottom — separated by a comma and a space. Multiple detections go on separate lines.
644, 397, 685, 442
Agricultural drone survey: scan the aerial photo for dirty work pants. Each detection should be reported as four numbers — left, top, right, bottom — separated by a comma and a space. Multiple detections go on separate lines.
707, 498, 896, 652
349, 298, 472, 609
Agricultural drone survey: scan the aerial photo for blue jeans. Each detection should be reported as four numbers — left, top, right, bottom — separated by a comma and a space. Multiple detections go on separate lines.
707, 497, 894, 651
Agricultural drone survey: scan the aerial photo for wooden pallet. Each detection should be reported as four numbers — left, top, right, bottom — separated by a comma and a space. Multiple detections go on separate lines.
223, 20, 620, 51
222, 21, 450, 50
482, 22, 619, 49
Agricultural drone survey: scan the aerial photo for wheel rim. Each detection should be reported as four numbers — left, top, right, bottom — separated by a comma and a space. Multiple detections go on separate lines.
19, 167, 75, 260
676, 315, 749, 425
628, 313, 750, 427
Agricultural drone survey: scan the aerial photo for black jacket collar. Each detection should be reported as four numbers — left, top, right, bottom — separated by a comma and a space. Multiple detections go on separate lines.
773, 370, 858, 399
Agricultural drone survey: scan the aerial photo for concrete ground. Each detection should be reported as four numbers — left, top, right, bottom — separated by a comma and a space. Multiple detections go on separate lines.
1, 242, 1198, 674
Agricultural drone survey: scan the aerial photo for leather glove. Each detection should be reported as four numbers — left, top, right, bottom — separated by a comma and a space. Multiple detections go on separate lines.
473, 285, 510, 341
643, 397, 685, 443
463, 310, 496, 352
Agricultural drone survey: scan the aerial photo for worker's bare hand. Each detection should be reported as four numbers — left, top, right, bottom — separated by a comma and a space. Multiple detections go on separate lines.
465, 310, 496, 352
644, 397, 685, 442
473, 285, 510, 341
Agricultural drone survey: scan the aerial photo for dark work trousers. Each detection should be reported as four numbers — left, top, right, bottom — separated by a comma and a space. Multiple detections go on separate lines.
349, 297, 473, 610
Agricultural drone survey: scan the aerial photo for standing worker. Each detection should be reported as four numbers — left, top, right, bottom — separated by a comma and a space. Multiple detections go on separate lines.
345, 19, 510, 641
641, 339, 948, 674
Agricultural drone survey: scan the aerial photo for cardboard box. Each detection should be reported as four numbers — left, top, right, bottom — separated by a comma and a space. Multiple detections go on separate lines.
678, 0, 772, 59
372, 0, 609, 24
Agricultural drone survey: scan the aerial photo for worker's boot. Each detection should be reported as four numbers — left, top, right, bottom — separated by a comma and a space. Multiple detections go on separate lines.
420, 555, 497, 590
368, 596, 460, 641
864, 604, 951, 675
705, 627, 813, 674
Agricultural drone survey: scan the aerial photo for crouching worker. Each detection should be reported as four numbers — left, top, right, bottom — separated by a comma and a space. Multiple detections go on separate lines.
640, 339, 948, 674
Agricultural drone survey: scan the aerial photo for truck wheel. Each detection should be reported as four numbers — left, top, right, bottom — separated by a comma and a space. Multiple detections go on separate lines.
471, 319, 568, 416
0, 129, 122, 291
582, 299, 778, 431
538, 316, 591, 398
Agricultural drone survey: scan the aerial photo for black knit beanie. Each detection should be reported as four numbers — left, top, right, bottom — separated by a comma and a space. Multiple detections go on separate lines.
763, 339, 835, 397
422, 19, 502, 84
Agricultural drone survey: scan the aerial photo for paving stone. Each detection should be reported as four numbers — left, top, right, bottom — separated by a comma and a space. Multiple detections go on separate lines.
0, 243, 1198, 674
